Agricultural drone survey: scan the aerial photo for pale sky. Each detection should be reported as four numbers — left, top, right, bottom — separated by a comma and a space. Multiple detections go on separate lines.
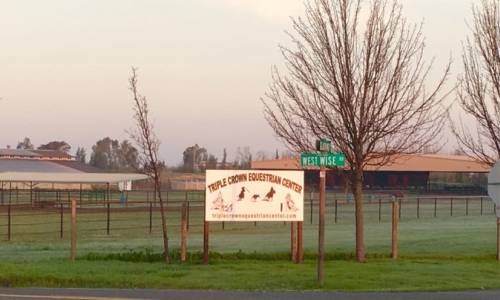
0, 0, 473, 165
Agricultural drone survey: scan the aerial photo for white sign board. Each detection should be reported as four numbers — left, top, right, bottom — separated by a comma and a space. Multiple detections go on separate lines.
488, 161, 500, 217
118, 180, 132, 191
205, 170, 304, 222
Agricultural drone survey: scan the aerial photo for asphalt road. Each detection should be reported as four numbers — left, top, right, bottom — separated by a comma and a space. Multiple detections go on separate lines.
0, 289, 500, 300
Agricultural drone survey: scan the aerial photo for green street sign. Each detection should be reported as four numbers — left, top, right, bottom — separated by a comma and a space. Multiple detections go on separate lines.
300, 152, 346, 167
316, 139, 331, 152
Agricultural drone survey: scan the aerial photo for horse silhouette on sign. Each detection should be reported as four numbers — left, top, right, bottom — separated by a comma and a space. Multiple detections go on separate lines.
262, 187, 276, 201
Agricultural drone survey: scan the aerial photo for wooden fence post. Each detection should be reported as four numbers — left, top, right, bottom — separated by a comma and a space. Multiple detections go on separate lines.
310, 199, 313, 224
203, 221, 209, 264
60, 202, 64, 239
466, 198, 469, 216
70, 199, 77, 261
392, 200, 399, 259
106, 201, 110, 235
416, 198, 420, 219
291, 221, 297, 262
378, 198, 382, 222
480, 197, 483, 216
334, 199, 338, 224
434, 198, 437, 217
398, 198, 402, 219
497, 218, 500, 262
149, 201, 153, 234
181, 203, 188, 262
187, 201, 190, 232
450, 198, 453, 216
7, 203, 11, 241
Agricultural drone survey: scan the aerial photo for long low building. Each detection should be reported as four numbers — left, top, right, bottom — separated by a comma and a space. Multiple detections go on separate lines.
251, 154, 491, 193
0, 149, 148, 190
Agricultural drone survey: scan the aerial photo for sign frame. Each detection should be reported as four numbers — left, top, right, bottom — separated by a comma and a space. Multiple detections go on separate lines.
205, 170, 304, 222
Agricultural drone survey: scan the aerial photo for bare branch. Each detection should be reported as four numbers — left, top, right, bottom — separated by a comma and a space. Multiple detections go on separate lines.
262, 0, 450, 261
452, 0, 500, 166
128, 67, 170, 263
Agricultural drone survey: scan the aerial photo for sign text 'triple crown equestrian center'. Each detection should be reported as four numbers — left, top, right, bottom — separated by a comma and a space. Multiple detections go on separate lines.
205, 170, 304, 222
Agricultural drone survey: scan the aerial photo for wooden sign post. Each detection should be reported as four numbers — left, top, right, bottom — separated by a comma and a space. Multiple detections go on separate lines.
391, 200, 399, 259
297, 221, 303, 263
291, 221, 297, 262
203, 222, 209, 264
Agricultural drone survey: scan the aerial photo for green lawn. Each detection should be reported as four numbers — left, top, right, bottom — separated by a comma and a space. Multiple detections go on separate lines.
0, 255, 499, 291
0, 203, 499, 291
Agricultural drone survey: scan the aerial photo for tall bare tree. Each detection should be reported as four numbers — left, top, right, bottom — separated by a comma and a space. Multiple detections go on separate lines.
452, 0, 500, 166
128, 67, 170, 263
263, 0, 450, 262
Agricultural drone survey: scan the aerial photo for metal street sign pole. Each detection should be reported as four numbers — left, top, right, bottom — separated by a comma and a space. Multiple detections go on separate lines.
318, 165, 326, 285
301, 138, 345, 285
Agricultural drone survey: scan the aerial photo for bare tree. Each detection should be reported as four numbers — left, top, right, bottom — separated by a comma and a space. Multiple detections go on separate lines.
128, 67, 170, 263
452, 0, 499, 166
263, 0, 450, 262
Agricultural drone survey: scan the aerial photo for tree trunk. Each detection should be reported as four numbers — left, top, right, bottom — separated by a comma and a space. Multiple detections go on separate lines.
156, 177, 170, 263
352, 169, 365, 262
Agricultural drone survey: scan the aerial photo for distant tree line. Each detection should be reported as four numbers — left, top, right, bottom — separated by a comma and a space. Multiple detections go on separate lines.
16, 138, 72, 153
14, 137, 290, 173
177, 144, 293, 173
15, 136, 139, 172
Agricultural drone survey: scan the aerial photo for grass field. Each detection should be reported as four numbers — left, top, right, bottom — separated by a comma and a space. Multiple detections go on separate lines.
0, 193, 500, 291
1, 255, 500, 291
0, 195, 499, 291
0, 195, 495, 257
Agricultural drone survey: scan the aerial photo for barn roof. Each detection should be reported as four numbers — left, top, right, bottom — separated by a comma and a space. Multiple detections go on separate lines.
0, 149, 40, 157
0, 172, 148, 184
0, 149, 73, 160
0, 157, 148, 184
0, 159, 77, 173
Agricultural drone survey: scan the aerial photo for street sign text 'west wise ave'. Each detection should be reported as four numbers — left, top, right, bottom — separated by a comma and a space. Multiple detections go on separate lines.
300, 153, 346, 168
